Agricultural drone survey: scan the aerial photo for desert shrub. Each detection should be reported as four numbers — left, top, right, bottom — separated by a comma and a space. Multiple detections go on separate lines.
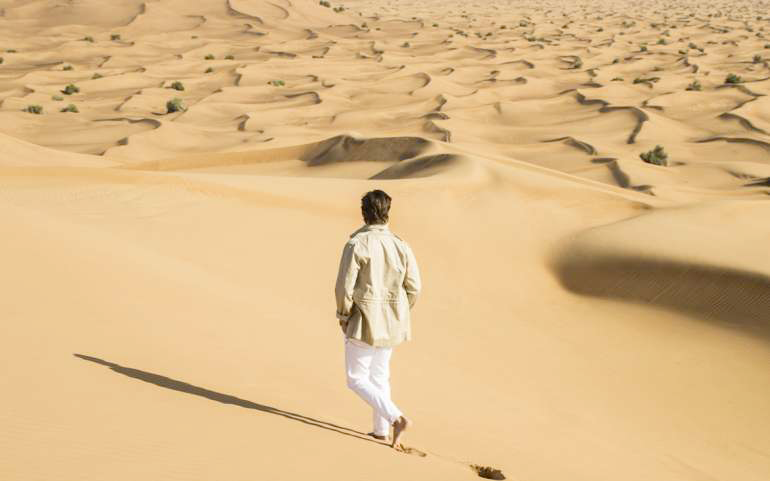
204, 54, 215, 60
640, 145, 668, 166
686, 80, 702, 91
166, 98, 185, 113
63, 65, 73, 70
205, 67, 213, 73
52, 95, 63, 101
633, 76, 659, 84
471, 465, 505, 480
92, 73, 103, 79
0, 57, 3, 64
401, 41, 410, 47
611, 77, 624, 81
753, 54, 762, 63
570, 58, 582, 69
170, 80, 185, 91
612, 58, 619, 64
678, 49, 687, 55
657, 38, 666, 45
61, 83, 80, 95
6, 48, 17, 53
640, 45, 648, 52
60, 104, 78, 113
23, 105, 43, 114
433, 23, 439, 27
766, 44, 770, 49
333, 6, 344, 12
225, 54, 234, 60
82, 36, 94, 42
319, 0, 330, 6
725, 73, 743, 84
269, 79, 285, 86
111, 33, 121, 41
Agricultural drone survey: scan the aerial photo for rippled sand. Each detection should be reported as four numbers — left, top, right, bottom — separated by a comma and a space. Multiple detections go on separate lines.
1, 1, 769, 480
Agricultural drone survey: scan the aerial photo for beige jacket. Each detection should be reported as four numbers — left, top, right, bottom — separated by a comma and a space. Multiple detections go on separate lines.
335, 223, 421, 348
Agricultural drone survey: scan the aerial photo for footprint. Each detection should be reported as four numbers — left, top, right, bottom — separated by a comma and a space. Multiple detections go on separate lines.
395, 444, 427, 457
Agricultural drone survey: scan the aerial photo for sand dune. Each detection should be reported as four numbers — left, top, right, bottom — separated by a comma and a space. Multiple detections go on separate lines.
1, 1, 770, 480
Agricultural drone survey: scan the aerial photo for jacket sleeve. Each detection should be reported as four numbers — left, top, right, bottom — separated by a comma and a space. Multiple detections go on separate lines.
335, 240, 360, 322
403, 242, 421, 308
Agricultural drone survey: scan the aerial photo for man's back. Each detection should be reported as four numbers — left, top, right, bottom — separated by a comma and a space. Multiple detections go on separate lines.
335, 223, 421, 347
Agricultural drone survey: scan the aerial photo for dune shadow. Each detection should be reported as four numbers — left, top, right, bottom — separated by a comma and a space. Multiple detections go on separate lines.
73, 353, 381, 445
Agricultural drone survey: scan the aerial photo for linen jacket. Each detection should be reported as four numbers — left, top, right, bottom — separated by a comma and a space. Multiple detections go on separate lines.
335, 223, 421, 348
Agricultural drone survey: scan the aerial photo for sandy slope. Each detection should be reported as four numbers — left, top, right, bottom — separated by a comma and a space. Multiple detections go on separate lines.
1, 1, 769, 480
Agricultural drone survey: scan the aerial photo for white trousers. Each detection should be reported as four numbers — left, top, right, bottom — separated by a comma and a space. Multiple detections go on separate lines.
344, 338, 403, 436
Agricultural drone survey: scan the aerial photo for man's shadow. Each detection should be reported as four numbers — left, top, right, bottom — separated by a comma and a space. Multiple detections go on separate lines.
73, 353, 381, 445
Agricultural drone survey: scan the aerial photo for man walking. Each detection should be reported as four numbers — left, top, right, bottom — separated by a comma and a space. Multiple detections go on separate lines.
335, 189, 421, 449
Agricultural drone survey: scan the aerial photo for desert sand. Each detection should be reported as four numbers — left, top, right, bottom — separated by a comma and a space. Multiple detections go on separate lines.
1, 0, 769, 480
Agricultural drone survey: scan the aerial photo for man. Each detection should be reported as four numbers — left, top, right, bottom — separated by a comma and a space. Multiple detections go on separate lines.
335, 189, 421, 449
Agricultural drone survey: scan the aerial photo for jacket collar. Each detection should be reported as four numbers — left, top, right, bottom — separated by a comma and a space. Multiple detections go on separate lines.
363, 223, 389, 231
350, 223, 389, 238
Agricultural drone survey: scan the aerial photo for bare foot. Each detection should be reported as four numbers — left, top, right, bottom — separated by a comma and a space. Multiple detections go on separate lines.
391, 416, 412, 448
367, 432, 389, 442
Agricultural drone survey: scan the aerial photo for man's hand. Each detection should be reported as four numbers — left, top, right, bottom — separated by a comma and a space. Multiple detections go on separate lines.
339, 319, 348, 335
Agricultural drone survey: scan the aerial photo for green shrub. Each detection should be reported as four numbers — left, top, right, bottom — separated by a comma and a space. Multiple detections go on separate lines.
640, 145, 668, 166
401, 41, 410, 48
225, 54, 234, 60
319, 0, 330, 6
23, 105, 43, 114
640, 45, 648, 52
52, 95, 64, 101
725, 73, 743, 84
111, 33, 121, 41
204, 54, 215, 60
166, 98, 185, 113
269, 79, 285, 87
205, 67, 213, 73
766, 44, 770, 49
633, 76, 660, 84
0, 57, 3, 64
753, 54, 762, 64
657, 38, 666, 45
333, 6, 344, 12
686, 80, 702, 91
611, 77, 624, 81
61, 83, 80, 95
92, 73, 103, 79
60, 104, 79, 113
6, 49, 17, 53
170, 80, 185, 91
82, 36, 94, 42
63, 65, 73, 71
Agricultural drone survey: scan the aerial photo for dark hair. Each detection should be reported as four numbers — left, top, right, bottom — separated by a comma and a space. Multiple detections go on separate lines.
361, 190, 391, 225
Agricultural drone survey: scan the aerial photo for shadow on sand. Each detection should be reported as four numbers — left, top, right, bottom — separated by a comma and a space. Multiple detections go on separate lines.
73, 353, 382, 445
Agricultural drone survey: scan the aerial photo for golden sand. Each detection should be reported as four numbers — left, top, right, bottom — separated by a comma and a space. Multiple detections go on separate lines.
1, 1, 769, 480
